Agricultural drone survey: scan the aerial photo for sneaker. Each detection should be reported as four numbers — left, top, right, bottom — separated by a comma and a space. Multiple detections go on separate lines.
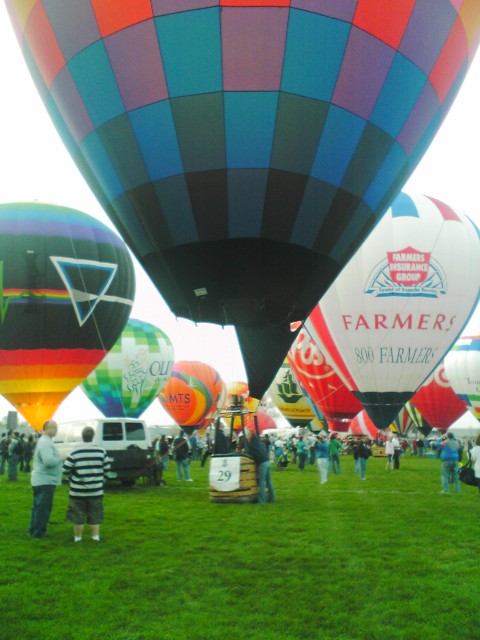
91, 538, 101, 542
186, 478, 193, 482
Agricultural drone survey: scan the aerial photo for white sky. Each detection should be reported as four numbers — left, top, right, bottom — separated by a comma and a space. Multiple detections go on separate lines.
0, 5, 478, 427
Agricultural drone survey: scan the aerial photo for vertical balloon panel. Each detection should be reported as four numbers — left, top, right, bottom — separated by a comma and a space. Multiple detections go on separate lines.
5, 2, 480, 401
0, 203, 135, 430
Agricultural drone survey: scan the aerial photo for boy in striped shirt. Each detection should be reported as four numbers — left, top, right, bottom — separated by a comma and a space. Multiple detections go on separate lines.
62, 426, 111, 543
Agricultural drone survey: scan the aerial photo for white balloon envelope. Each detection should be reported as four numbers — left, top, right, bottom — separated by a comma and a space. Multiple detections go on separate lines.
444, 335, 480, 421
311, 192, 480, 429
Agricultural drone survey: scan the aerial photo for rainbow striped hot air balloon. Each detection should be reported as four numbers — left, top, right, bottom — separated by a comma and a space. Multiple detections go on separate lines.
81, 318, 174, 418
0, 202, 135, 430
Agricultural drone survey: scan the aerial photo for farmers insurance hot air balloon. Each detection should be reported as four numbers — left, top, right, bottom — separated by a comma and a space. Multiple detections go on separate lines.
81, 318, 174, 418
0, 202, 135, 430
6, 2, 480, 399
445, 335, 480, 420
309, 193, 480, 429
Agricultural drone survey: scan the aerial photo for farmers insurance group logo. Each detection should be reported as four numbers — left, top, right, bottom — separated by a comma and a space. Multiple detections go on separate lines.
365, 246, 447, 298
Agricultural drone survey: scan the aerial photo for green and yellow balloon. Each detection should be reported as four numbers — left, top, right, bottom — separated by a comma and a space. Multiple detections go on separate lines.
81, 318, 174, 418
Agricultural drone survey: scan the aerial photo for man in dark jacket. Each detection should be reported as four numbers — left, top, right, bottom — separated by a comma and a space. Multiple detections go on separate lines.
245, 430, 275, 504
173, 431, 192, 481
213, 424, 229, 454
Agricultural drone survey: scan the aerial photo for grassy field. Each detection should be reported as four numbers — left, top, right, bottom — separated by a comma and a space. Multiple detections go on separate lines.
0, 453, 477, 640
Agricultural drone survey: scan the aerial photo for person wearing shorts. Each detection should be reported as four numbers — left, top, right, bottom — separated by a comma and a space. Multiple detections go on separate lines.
62, 426, 110, 543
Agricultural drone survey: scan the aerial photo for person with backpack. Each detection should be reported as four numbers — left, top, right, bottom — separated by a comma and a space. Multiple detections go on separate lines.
17, 434, 26, 471
23, 435, 35, 473
357, 436, 372, 480
0, 434, 9, 475
8, 431, 22, 480
439, 432, 461, 494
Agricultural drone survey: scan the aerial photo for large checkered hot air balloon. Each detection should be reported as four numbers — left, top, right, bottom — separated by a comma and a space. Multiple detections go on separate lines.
81, 318, 174, 418
0, 202, 135, 430
309, 193, 480, 429
6, 1, 480, 399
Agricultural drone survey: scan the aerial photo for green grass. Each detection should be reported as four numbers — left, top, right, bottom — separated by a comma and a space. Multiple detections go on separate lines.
0, 455, 477, 640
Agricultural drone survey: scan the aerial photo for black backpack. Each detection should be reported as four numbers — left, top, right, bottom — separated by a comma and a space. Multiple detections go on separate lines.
13, 440, 23, 455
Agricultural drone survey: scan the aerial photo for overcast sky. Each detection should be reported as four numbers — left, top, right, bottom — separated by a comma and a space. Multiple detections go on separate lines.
0, 6, 478, 427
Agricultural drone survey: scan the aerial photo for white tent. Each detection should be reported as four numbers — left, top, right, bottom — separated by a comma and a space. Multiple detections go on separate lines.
447, 412, 480, 439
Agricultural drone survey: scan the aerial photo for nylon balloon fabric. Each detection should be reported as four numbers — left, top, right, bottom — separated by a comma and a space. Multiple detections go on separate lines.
6, 1, 480, 398
81, 318, 174, 418
0, 202, 135, 430
158, 361, 226, 434
307, 193, 480, 429
445, 335, 480, 421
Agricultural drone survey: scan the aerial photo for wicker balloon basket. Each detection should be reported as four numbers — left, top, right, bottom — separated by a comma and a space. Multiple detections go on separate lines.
209, 454, 258, 503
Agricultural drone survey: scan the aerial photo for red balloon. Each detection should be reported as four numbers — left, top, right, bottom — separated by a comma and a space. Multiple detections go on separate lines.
244, 411, 277, 434
349, 411, 380, 440
411, 362, 468, 432
326, 419, 352, 434
288, 327, 362, 424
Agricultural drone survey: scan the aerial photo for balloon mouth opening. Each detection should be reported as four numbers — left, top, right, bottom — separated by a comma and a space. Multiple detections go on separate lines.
142, 238, 340, 328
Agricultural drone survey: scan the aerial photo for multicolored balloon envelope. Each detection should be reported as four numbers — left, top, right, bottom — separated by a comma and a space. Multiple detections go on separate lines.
268, 359, 316, 428
244, 410, 277, 435
158, 361, 225, 433
6, 2, 480, 400
0, 202, 135, 430
388, 405, 420, 435
310, 193, 480, 429
349, 411, 380, 440
411, 361, 468, 431
288, 326, 362, 429
81, 318, 174, 418
445, 335, 480, 421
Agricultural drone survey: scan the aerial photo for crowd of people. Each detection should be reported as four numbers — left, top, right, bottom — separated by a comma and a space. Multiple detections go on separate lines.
2, 421, 479, 541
